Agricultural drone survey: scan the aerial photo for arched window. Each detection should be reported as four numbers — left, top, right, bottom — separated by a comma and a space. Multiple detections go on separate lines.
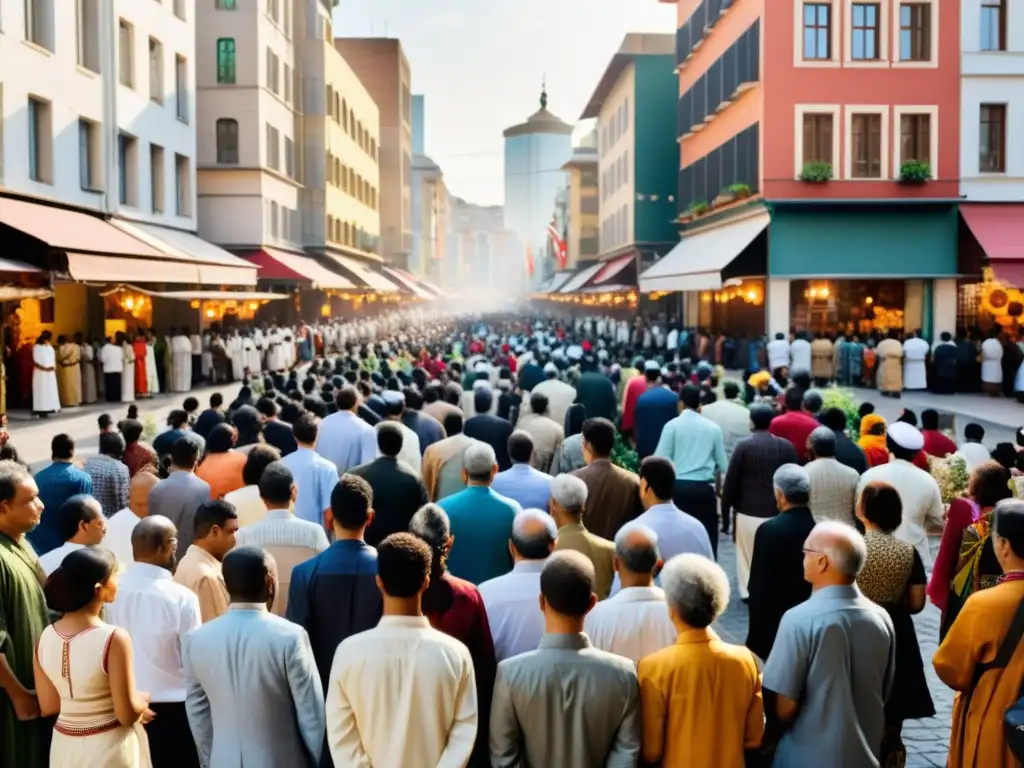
216, 118, 238, 163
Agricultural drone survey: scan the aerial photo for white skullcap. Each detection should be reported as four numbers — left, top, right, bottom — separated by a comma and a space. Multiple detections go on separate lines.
644, 360, 661, 372
543, 362, 558, 374
472, 378, 492, 391
888, 422, 924, 452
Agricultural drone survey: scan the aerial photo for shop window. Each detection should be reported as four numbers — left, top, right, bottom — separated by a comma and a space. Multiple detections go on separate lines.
899, 2, 931, 61
979, 104, 1006, 173
850, 3, 880, 60
851, 113, 882, 178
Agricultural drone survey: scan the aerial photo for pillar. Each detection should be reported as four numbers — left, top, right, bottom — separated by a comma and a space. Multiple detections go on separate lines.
767, 278, 791, 337
932, 278, 957, 340
904, 280, 924, 333
684, 291, 699, 327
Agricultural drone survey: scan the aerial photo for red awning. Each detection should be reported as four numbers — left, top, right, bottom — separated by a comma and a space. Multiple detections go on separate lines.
961, 204, 1024, 286
591, 252, 636, 286
243, 249, 355, 290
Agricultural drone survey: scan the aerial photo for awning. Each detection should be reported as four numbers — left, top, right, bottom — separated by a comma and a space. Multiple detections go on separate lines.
146, 290, 287, 302
66, 252, 201, 283
415, 278, 445, 297
110, 220, 258, 287
325, 253, 400, 293
381, 266, 434, 299
639, 211, 770, 292
591, 252, 636, 287
560, 262, 604, 293
545, 271, 577, 293
243, 249, 356, 290
0, 257, 44, 274
960, 204, 1024, 286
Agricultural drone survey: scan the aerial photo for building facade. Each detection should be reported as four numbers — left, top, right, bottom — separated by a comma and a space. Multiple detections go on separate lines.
561, 136, 600, 269
503, 88, 574, 290
642, 0, 963, 339
335, 38, 413, 268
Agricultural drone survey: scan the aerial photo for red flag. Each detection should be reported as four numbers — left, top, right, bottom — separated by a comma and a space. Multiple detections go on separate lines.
525, 245, 535, 277
547, 222, 567, 270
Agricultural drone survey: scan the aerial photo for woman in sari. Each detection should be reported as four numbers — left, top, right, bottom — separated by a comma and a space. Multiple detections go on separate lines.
132, 331, 148, 398
858, 414, 890, 467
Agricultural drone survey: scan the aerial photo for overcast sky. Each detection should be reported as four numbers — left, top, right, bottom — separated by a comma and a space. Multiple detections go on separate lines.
334, 0, 677, 206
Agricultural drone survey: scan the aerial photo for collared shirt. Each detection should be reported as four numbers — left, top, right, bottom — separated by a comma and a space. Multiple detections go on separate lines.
30, 461, 93, 556
805, 457, 860, 525
584, 586, 677, 664
572, 458, 643, 541
515, 413, 564, 473
326, 615, 478, 768
654, 410, 727, 482
478, 560, 547, 661
102, 508, 141, 568
82, 454, 130, 517
149, 471, 212, 557
381, 420, 422, 474
280, 447, 340, 527
609, 503, 712, 596
763, 584, 895, 768
638, 627, 763, 768
223, 484, 268, 529
315, 410, 378, 474
856, 459, 945, 565
555, 523, 616, 600
700, 399, 752, 461
722, 431, 799, 520
491, 464, 552, 512
107, 562, 201, 703
38, 541, 84, 576
174, 544, 230, 623
440, 486, 521, 585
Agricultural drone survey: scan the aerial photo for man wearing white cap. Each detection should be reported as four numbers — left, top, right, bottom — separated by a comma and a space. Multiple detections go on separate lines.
855, 421, 945, 565
529, 362, 576, 429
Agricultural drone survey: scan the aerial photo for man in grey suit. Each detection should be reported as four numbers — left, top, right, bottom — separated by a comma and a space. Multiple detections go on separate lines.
148, 435, 210, 558
489, 550, 641, 767
183, 546, 326, 768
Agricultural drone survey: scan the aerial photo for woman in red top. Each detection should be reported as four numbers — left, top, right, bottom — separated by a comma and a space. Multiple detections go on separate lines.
131, 332, 148, 398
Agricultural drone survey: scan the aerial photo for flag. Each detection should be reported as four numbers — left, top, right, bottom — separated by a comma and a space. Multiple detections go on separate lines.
525, 245, 535, 277
547, 221, 567, 270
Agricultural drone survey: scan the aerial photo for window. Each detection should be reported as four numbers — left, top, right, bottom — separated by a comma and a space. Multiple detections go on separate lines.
270, 202, 279, 238
851, 3, 880, 60
268, 0, 279, 22
215, 0, 236, 7
118, 133, 138, 205
76, 0, 100, 72
284, 137, 294, 178
149, 38, 163, 103
802, 113, 834, 164
283, 63, 291, 103
78, 118, 100, 190
216, 118, 238, 163
173, 0, 185, 20
265, 123, 279, 170
980, 104, 1006, 173
175, 154, 190, 216
803, 3, 832, 60
27, 97, 52, 184
150, 144, 164, 212
175, 55, 188, 121
980, 0, 1006, 52
623, 98, 629, 132
25, 0, 54, 51
119, 20, 135, 87
217, 38, 236, 84
284, 0, 291, 36
899, 3, 930, 61
266, 49, 278, 94
851, 113, 882, 177
900, 113, 930, 164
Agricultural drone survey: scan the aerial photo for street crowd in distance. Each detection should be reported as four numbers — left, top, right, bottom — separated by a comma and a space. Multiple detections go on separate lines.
1, 308, 1023, 768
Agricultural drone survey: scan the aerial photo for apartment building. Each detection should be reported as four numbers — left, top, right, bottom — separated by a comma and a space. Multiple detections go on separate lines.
335, 38, 414, 268
561, 136, 600, 270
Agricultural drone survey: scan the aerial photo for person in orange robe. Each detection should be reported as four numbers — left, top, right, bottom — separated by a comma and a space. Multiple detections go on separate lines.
132, 332, 148, 398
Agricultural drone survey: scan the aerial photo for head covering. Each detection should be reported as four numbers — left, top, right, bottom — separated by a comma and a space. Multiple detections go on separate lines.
643, 360, 661, 373
543, 362, 558, 375
858, 413, 889, 465
887, 421, 924, 452
747, 370, 772, 389
381, 391, 405, 407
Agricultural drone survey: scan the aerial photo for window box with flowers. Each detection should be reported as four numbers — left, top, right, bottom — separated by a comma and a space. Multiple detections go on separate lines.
687, 200, 711, 218
898, 161, 932, 184
799, 161, 833, 183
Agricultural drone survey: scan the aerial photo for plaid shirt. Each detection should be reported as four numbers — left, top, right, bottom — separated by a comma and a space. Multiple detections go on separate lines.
83, 454, 130, 517
721, 431, 799, 520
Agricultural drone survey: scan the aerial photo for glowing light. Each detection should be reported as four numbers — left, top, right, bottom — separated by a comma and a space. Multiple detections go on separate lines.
865, 296, 874, 304
248, 302, 259, 310
205, 308, 215, 318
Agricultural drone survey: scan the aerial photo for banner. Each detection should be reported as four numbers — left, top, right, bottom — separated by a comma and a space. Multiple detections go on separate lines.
547, 222, 567, 270
525, 245, 535, 277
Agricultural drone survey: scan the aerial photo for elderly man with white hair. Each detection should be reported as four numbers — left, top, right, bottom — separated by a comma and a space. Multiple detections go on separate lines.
438, 442, 522, 584
746, 464, 817, 664
584, 523, 677, 663
637, 554, 763, 767
479, 508, 558, 661
550, 473, 616, 599
763, 521, 895, 768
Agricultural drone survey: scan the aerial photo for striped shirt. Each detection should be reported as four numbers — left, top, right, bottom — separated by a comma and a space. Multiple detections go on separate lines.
235, 509, 330, 617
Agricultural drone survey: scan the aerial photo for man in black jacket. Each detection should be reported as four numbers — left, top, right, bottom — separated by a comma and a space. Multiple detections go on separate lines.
256, 397, 298, 456
463, 387, 514, 471
819, 408, 868, 475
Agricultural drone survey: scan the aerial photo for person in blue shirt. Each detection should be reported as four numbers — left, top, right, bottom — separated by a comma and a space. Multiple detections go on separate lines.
153, 409, 191, 457
491, 431, 552, 511
30, 434, 93, 555
633, 369, 680, 461
438, 442, 522, 584
280, 413, 342, 528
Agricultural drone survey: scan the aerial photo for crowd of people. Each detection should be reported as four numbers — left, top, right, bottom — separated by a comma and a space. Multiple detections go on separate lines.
1, 310, 1022, 768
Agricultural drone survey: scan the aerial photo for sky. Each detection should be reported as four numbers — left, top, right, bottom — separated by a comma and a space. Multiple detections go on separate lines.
333, 0, 677, 206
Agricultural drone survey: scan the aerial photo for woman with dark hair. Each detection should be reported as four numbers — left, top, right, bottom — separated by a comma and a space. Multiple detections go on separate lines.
33, 547, 154, 766
553, 403, 588, 474
196, 423, 246, 499
929, 460, 1012, 638
855, 481, 935, 767
230, 405, 265, 454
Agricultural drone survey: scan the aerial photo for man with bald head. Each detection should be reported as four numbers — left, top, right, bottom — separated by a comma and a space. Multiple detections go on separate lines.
107, 515, 202, 768
584, 523, 676, 663
763, 522, 895, 768
804, 426, 860, 525
479, 508, 558, 660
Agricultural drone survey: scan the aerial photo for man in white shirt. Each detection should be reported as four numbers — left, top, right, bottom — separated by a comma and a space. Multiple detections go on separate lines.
955, 423, 991, 473
478, 508, 557, 661
902, 331, 930, 391
584, 523, 676, 664
856, 422, 945, 565
789, 333, 812, 375
379, 391, 421, 473
326, 533, 477, 768
99, 336, 125, 402
529, 363, 577, 425
316, 386, 378, 474
699, 381, 752, 461
38, 495, 107, 576
766, 332, 791, 376
107, 515, 202, 768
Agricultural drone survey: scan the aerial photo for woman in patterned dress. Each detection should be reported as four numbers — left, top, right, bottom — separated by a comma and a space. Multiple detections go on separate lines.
33, 547, 154, 768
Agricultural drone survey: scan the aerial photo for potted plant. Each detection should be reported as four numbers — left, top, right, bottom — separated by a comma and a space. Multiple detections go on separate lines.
799, 161, 833, 183
898, 160, 932, 184
687, 200, 710, 217
728, 182, 752, 199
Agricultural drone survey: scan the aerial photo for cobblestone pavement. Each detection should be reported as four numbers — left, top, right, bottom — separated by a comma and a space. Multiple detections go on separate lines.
713, 535, 953, 767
